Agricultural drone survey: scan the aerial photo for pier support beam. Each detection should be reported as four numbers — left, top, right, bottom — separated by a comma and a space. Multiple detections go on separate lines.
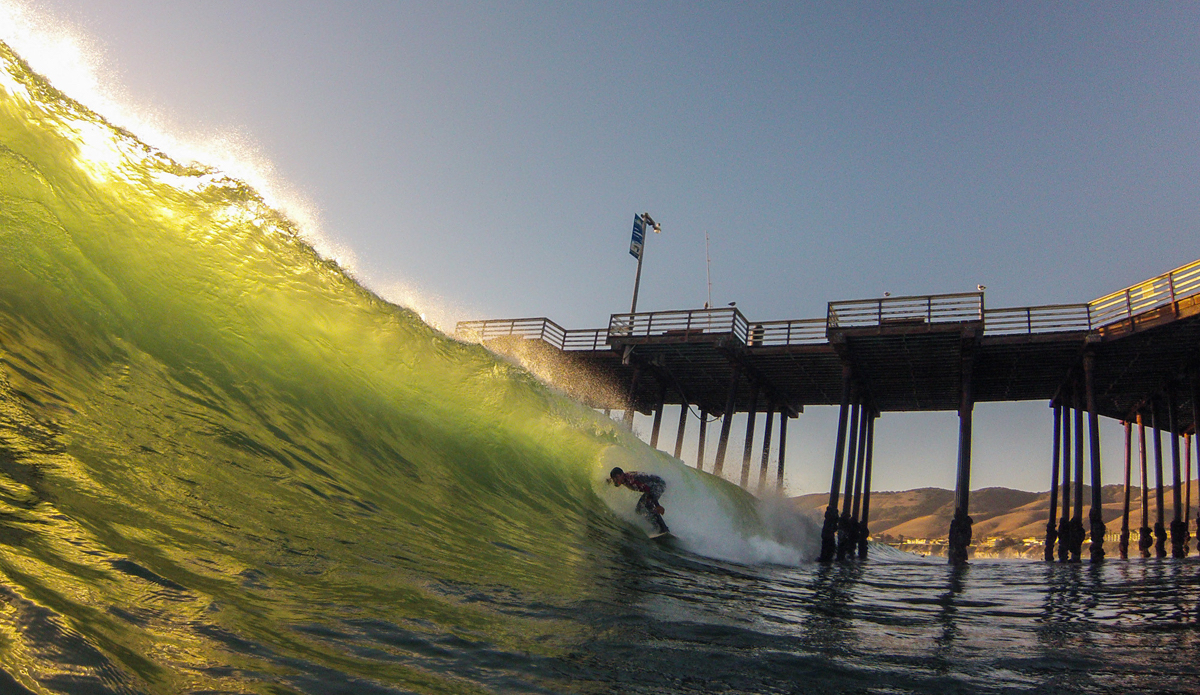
849, 405, 870, 557
1186, 432, 1193, 556
1193, 367, 1200, 544
858, 412, 876, 560
1119, 420, 1132, 559
1152, 398, 1168, 558
775, 408, 789, 493
1045, 403, 1062, 561
838, 398, 863, 561
740, 386, 760, 488
1168, 384, 1187, 558
1058, 401, 1073, 563
1069, 387, 1085, 563
712, 366, 741, 477
696, 409, 708, 471
757, 400, 775, 495
1138, 413, 1152, 558
650, 385, 666, 450
819, 366, 853, 563
673, 401, 688, 460
622, 365, 641, 430
1084, 353, 1105, 562
948, 358, 975, 566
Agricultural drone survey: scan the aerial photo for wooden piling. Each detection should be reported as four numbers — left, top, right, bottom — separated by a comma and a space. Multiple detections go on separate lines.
838, 399, 863, 560
1193, 367, 1200, 544
1070, 387, 1085, 563
819, 366, 853, 563
1084, 353, 1105, 562
857, 413, 876, 560
757, 399, 775, 495
696, 408, 708, 471
775, 408, 788, 493
712, 366, 741, 477
1152, 398, 1168, 558
650, 386, 666, 450
1185, 432, 1193, 556
1058, 401, 1072, 563
673, 402, 688, 460
623, 365, 641, 429
1168, 384, 1186, 558
948, 358, 975, 565
1046, 403, 1062, 561
740, 386, 760, 488
1119, 420, 1132, 559
849, 404, 870, 554
1138, 412, 1152, 558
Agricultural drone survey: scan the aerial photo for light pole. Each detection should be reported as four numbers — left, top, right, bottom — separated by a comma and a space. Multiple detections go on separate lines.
629, 212, 659, 313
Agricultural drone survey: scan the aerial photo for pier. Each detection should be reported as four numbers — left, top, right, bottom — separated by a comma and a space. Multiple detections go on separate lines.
457, 258, 1200, 563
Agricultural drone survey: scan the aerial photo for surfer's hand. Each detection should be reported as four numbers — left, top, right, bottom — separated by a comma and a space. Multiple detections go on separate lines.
655, 505, 664, 515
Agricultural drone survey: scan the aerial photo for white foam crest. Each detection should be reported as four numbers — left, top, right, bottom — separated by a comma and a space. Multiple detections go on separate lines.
597, 445, 820, 566
374, 278, 470, 335
0, 1, 352, 270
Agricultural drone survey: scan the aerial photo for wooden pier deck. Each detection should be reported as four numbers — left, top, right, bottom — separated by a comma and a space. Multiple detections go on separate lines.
457, 258, 1199, 429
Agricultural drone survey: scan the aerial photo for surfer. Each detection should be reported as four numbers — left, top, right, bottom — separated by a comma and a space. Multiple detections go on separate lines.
608, 467, 669, 535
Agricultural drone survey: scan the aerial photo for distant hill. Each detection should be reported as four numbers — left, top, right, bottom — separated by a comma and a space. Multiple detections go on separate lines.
790, 481, 1199, 543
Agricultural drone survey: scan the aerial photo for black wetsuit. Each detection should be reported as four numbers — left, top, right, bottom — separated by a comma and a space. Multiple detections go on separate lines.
621, 472, 669, 534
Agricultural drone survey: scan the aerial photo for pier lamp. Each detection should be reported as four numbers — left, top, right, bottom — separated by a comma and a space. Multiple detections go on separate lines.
628, 212, 660, 313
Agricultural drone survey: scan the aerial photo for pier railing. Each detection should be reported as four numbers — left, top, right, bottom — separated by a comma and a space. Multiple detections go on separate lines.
982, 305, 1092, 336
459, 258, 1200, 350
747, 318, 828, 346
1088, 258, 1200, 329
827, 292, 983, 330
608, 308, 750, 344
455, 318, 607, 351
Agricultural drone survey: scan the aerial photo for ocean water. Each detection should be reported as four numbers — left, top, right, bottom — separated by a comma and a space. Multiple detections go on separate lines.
0, 40, 1197, 694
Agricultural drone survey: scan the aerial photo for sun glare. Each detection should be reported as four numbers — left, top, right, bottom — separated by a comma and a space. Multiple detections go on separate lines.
0, 0, 351, 269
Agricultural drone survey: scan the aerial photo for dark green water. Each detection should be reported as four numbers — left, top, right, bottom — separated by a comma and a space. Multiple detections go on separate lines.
0, 41, 1197, 694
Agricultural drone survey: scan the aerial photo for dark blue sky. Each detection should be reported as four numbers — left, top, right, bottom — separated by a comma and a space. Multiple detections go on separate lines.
6, 1, 1197, 493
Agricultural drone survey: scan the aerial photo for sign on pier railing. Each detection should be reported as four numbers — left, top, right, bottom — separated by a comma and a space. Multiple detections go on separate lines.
827, 292, 983, 330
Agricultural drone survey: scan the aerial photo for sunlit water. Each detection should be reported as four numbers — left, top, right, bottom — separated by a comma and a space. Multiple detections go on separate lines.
0, 37, 1197, 695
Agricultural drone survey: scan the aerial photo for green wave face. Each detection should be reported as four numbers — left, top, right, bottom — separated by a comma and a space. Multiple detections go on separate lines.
0, 41, 808, 693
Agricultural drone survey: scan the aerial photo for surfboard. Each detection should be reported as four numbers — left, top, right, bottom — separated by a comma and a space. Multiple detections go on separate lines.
649, 531, 675, 541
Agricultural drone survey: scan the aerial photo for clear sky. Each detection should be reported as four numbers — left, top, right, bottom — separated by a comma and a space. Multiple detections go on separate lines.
4, 2, 1197, 495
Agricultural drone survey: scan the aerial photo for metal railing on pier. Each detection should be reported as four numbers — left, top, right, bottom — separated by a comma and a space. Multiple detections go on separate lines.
455, 318, 607, 351
827, 292, 983, 330
458, 258, 1200, 351
982, 304, 1091, 336
607, 308, 750, 344
1088, 258, 1200, 329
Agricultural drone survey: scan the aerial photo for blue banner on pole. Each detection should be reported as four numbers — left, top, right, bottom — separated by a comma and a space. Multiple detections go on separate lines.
629, 214, 644, 259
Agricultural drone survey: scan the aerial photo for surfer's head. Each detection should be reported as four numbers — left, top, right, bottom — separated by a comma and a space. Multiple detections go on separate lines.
608, 467, 624, 485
